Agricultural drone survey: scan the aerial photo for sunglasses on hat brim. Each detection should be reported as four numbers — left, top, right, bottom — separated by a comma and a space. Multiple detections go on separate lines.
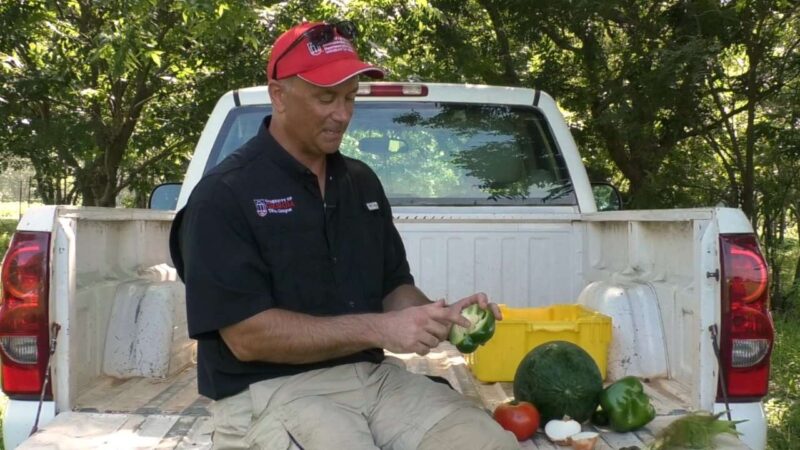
271, 21, 358, 81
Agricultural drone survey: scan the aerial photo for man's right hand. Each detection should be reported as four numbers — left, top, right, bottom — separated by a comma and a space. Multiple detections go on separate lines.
376, 299, 473, 356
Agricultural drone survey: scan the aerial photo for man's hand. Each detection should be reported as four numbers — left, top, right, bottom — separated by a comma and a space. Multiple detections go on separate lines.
377, 300, 469, 356
443, 292, 503, 323
376, 292, 502, 356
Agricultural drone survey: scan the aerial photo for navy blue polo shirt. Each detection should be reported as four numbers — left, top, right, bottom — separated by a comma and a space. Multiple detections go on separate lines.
169, 117, 414, 400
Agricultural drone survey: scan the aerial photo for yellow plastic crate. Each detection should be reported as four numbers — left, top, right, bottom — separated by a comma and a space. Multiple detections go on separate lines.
464, 304, 612, 382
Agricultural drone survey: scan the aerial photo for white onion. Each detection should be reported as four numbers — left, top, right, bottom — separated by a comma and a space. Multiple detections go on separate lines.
544, 417, 582, 445
570, 431, 599, 450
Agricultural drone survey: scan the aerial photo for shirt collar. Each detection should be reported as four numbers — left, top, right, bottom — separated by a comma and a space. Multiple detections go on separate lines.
258, 116, 347, 181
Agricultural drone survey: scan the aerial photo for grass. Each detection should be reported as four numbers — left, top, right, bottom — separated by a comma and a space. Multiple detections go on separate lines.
0, 201, 43, 221
766, 312, 800, 449
0, 202, 23, 221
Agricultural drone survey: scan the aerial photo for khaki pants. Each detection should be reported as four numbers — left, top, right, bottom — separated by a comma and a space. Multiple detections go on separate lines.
209, 358, 519, 449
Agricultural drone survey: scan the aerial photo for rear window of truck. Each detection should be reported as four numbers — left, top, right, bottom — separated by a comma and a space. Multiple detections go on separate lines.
206, 102, 575, 206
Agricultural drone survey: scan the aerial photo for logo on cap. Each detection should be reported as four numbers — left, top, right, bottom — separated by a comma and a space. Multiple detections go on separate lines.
307, 36, 355, 57
308, 42, 323, 55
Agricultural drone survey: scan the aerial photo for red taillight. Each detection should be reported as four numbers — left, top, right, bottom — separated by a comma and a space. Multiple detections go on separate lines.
0, 231, 51, 399
357, 83, 429, 97
718, 234, 774, 401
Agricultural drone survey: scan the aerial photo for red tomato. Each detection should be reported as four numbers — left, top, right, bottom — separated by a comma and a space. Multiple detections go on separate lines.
492, 401, 540, 441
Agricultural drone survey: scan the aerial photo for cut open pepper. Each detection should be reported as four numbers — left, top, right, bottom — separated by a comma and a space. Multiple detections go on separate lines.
448, 304, 496, 353
599, 376, 656, 432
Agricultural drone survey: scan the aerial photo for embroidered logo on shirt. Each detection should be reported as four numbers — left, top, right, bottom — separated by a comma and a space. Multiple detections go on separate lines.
366, 201, 379, 211
254, 197, 295, 217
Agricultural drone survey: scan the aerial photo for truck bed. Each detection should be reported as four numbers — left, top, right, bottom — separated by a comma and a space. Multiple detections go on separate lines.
20, 343, 747, 449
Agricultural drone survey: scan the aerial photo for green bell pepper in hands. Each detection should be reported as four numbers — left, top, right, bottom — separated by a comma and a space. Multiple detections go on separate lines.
599, 376, 656, 432
448, 304, 495, 353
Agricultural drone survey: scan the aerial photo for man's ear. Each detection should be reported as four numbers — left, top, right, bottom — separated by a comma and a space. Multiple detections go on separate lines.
268, 82, 288, 113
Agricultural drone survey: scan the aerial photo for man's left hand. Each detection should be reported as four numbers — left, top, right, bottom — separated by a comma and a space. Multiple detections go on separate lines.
441, 292, 502, 323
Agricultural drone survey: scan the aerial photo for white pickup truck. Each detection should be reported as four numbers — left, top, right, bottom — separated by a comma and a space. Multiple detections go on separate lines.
1, 83, 772, 449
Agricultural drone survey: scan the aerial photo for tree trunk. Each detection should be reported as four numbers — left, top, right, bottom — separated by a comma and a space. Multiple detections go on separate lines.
479, 0, 520, 86
33, 175, 56, 205
742, 95, 757, 222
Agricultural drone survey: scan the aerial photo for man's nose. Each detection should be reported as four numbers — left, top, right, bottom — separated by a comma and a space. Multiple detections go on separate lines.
330, 98, 353, 123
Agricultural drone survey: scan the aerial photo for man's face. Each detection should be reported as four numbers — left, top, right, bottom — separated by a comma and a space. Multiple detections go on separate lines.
278, 77, 359, 160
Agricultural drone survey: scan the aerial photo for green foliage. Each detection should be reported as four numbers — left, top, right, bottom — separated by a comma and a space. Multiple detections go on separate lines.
770, 235, 800, 313
0, 219, 16, 258
766, 313, 800, 450
0, 0, 275, 206
646, 411, 743, 450
504, 1, 728, 208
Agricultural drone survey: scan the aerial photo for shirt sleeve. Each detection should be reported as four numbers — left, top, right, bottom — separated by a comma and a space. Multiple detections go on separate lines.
378, 187, 415, 296
173, 179, 274, 338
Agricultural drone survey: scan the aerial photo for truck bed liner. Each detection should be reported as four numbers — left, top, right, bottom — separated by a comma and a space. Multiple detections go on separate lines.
21, 344, 747, 449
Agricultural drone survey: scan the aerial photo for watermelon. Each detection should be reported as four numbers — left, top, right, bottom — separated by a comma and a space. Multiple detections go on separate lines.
512, 341, 603, 423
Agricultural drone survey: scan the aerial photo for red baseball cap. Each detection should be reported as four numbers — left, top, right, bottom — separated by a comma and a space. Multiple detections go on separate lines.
267, 21, 385, 87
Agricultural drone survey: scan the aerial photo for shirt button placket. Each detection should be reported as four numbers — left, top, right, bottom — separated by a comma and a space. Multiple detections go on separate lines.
330, 255, 350, 308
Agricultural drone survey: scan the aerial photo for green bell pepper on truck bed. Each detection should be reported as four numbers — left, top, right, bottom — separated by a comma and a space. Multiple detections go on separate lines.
598, 376, 656, 432
448, 304, 495, 353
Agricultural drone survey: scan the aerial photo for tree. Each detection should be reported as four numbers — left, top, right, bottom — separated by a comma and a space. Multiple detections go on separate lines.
697, 0, 800, 220
517, 1, 734, 207
679, 0, 800, 308
0, 0, 272, 206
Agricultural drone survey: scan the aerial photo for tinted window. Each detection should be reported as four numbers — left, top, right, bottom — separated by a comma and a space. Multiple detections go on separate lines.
206, 102, 574, 206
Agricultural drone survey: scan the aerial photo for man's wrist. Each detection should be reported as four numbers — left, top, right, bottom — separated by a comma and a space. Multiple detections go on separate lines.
358, 312, 387, 349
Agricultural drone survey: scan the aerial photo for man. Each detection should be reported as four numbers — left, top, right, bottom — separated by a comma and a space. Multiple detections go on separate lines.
169, 20, 519, 449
